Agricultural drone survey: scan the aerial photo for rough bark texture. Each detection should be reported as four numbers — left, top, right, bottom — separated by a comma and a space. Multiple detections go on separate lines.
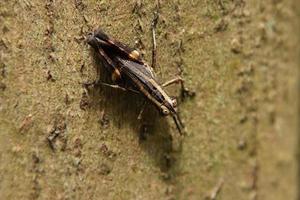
0, 0, 299, 200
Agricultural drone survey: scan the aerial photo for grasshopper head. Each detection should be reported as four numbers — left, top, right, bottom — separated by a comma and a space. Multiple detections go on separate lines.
160, 97, 179, 116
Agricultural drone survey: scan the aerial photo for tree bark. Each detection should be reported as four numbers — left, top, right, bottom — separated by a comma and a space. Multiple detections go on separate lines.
0, 0, 298, 199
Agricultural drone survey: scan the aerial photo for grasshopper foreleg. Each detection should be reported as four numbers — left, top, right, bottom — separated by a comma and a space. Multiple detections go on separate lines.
162, 76, 184, 87
162, 76, 195, 99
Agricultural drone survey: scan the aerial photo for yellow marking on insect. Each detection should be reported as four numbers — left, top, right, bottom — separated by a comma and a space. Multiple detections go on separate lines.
111, 69, 121, 82
129, 50, 140, 60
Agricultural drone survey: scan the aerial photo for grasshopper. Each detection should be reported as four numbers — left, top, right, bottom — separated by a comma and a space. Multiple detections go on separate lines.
87, 29, 186, 134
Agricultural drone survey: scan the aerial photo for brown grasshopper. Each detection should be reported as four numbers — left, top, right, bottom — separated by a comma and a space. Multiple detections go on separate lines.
87, 29, 187, 134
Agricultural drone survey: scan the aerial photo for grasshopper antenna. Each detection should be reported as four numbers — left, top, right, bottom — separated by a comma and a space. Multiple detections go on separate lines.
172, 114, 185, 135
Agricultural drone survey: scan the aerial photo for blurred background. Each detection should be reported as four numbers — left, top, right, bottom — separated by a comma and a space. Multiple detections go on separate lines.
0, 0, 299, 199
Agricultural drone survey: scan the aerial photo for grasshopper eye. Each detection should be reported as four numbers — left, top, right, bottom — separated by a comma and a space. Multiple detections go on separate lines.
161, 105, 170, 115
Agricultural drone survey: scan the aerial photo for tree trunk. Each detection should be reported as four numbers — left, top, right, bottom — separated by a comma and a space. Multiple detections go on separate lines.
0, 0, 298, 199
